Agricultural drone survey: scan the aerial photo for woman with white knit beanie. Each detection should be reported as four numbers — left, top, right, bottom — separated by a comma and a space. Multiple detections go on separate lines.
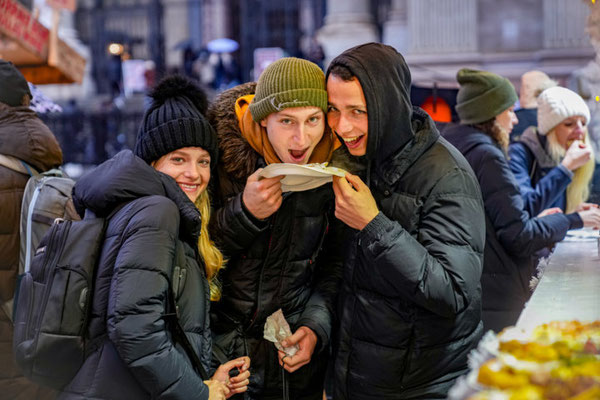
509, 86, 600, 227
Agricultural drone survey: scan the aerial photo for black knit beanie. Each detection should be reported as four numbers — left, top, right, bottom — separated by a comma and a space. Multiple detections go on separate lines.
0, 59, 32, 107
135, 75, 218, 167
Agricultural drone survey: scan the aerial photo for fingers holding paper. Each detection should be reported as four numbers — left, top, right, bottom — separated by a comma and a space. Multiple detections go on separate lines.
332, 173, 379, 230
243, 168, 283, 219
277, 326, 318, 373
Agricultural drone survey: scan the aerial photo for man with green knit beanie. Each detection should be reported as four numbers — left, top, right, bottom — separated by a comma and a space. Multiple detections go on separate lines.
206, 57, 343, 399
443, 68, 583, 333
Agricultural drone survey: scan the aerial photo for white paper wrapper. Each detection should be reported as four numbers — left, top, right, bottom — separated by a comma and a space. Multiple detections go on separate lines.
263, 309, 300, 357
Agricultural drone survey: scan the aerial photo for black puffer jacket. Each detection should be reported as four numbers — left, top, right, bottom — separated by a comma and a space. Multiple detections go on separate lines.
60, 150, 212, 400
207, 83, 343, 399
328, 43, 485, 400
442, 124, 581, 332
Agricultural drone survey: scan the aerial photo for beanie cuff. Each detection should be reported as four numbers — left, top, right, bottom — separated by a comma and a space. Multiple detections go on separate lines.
249, 88, 328, 122
457, 84, 518, 125
135, 117, 217, 165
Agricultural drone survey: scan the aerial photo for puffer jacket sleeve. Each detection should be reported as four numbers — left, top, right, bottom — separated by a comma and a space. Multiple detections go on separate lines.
107, 196, 209, 400
211, 192, 267, 255
508, 142, 572, 216
475, 143, 573, 255
297, 210, 344, 351
355, 167, 485, 318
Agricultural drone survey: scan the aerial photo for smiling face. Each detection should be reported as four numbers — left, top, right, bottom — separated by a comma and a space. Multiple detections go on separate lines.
553, 116, 587, 149
326, 75, 369, 156
260, 106, 325, 164
152, 147, 211, 203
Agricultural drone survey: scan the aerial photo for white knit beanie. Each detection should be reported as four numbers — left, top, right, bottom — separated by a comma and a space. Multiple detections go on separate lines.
537, 86, 590, 135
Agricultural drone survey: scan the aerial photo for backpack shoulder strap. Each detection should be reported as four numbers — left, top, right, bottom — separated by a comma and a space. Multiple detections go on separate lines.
529, 158, 538, 181
0, 154, 39, 176
163, 243, 210, 381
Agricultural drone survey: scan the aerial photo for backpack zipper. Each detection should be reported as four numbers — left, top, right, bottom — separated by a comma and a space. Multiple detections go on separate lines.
24, 182, 44, 273
31, 220, 71, 343
23, 220, 58, 339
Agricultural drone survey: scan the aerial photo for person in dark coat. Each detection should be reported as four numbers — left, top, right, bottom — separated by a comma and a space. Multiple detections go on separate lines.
0, 60, 61, 400
442, 69, 587, 334
60, 76, 250, 400
207, 57, 343, 400
511, 70, 556, 142
325, 43, 486, 399
509, 86, 599, 222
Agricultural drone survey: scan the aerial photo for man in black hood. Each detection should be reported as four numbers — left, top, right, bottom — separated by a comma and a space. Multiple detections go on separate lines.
326, 43, 485, 398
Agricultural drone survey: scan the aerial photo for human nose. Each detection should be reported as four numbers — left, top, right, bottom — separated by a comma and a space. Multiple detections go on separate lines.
511, 112, 518, 125
336, 113, 353, 134
183, 162, 200, 179
293, 125, 308, 147
574, 121, 585, 137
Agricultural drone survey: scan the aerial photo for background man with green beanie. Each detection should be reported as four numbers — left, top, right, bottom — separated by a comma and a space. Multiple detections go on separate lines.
442, 68, 584, 332
207, 57, 343, 399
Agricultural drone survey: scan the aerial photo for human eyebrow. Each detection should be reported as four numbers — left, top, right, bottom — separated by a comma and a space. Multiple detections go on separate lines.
170, 150, 188, 158
278, 113, 298, 120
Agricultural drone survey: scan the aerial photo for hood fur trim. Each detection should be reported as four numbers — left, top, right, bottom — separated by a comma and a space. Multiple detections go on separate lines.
208, 82, 258, 180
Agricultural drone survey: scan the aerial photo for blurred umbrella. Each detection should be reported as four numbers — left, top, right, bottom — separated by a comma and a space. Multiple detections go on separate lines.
28, 83, 62, 113
206, 38, 239, 53
173, 38, 194, 50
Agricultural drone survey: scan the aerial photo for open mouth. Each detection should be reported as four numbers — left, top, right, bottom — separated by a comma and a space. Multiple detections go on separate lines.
342, 135, 365, 149
288, 148, 308, 163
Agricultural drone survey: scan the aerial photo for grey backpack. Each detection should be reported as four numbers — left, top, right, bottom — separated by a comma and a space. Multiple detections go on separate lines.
0, 154, 79, 321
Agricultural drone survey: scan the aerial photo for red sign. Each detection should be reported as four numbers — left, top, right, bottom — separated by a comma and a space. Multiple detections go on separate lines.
46, 0, 76, 12
0, 0, 49, 59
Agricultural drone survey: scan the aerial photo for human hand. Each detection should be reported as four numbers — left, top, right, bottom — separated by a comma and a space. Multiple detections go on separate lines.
242, 168, 283, 219
332, 174, 379, 231
576, 202, 599, 213
212, 356, 251, 398
577, 207, 600, 229
561, 140, 592, 171
537, 207, 563, 217
277, 326, 318, 373
204, 379, 229, 400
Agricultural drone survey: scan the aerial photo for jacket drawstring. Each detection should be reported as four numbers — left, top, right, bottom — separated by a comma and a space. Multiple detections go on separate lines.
281, 366, 289, 400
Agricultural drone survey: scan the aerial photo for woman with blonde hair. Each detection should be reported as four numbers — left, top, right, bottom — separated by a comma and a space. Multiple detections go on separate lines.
509, 86, 600, 221
59, 76, 249, 400
443, 69, 596, 333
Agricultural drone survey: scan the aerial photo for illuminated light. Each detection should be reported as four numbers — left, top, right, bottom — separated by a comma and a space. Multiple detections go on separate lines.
596, 96, 600, 102
108, 43, 124, 55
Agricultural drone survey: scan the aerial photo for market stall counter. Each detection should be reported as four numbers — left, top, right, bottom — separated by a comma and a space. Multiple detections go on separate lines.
448, 232, 600, 400
516, 237, 600, 331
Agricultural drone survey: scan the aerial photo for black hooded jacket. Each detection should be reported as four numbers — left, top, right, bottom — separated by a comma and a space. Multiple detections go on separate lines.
328, 43, 485, 399
60, 150, 212, 400
442, 123, 580, 332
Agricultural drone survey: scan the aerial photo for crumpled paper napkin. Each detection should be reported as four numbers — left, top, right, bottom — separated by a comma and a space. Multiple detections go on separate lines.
263, 309, 299, 357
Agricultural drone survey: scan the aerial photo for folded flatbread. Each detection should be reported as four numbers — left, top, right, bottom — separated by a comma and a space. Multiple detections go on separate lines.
258, 163, 347, 192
